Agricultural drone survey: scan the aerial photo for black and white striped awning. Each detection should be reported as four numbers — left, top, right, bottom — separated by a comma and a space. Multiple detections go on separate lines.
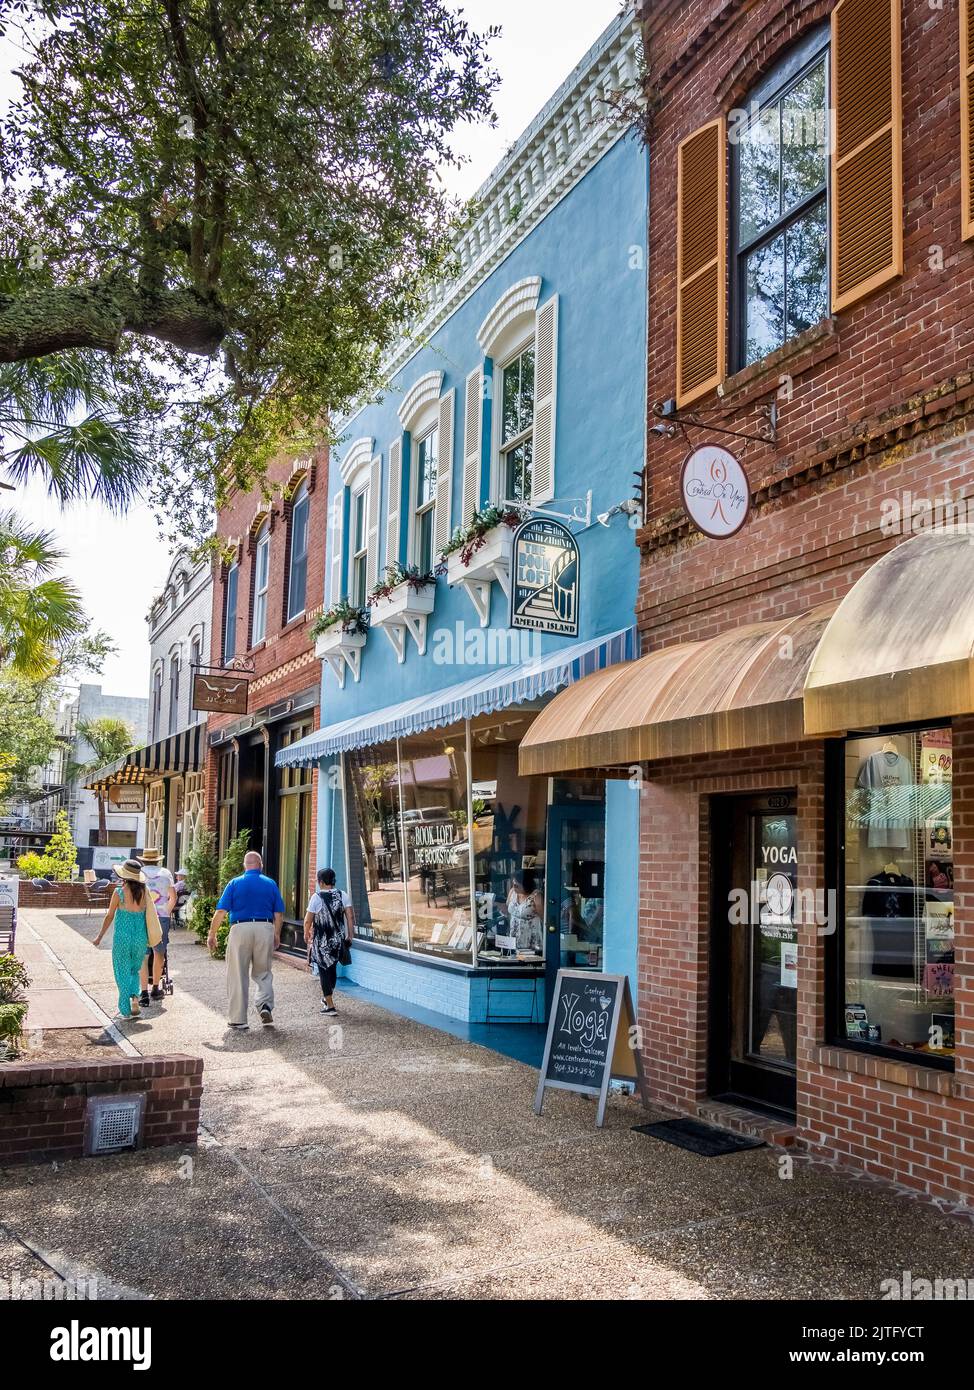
84, 723, 204, 791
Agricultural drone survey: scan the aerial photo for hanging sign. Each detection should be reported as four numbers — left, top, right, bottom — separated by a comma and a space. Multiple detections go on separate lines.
192, 672, 249, 715
534, 970, 648, 1127
107, 784, 146, 813
510, 517, 579, 636
680, 444, 750, 538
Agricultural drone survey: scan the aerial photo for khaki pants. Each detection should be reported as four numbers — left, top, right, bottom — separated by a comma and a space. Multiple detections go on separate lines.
226, 920, 275, 1025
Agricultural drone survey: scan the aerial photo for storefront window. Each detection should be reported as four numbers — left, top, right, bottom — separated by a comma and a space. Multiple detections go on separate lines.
216, 749, 236, 860
842, 726, 954, 1064
347, 743, 410, 950
278, 720, 313, 943
471, 721, 548, 964
399, 731, 472, 963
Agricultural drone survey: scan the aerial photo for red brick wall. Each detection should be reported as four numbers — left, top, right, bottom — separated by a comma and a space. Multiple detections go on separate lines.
639, 0, 974, 544
203, 450, 328, 890
637, 739, 974, 1206
0, 1055, 203, 1165
633, 0, 974, 1205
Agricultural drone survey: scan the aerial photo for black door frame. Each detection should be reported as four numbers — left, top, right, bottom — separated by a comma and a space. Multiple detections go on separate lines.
708, 788, 798, 1116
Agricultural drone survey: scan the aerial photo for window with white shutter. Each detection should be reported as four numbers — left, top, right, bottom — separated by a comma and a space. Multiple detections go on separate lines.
461, 366, 484, 526
433, 389, 455, 555
365, 456, 382, 593
386, 436, 403, 570
531, 294, 558, 505
328, 491, 344, 605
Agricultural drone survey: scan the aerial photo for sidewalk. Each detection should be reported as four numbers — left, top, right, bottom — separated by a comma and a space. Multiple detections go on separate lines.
3, 905, 974, 1301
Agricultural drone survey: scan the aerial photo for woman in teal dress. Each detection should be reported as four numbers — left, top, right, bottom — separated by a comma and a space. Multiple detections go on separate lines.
93, 859, 160, 1019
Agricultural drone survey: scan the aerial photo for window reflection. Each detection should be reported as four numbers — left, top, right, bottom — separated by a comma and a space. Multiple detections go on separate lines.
347, 745, 409, 950
843, 728, 954, 1064
736, 37, 829, 368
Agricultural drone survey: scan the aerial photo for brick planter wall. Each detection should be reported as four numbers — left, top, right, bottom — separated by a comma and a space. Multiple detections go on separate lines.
0, 1055, 203, 1165
16, 881, 94, 909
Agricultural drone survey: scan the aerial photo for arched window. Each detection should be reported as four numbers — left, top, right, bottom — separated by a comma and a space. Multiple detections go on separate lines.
223, 563, 239, 662
251, 520, 270, 644
150, 666, 163, 742
168, 651, 181, 735
732, 27, 829, 369
287, 481, 310, 621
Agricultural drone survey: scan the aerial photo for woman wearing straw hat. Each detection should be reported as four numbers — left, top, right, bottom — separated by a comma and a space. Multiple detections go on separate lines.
93, 859, 163, 1020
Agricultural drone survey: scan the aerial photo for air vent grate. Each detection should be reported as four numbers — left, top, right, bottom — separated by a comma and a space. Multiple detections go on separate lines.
84, 1094, 145, 1156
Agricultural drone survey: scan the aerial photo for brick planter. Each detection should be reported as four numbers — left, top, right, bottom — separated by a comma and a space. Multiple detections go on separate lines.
0, 1055, 203, 1165
16, 880, 92, 909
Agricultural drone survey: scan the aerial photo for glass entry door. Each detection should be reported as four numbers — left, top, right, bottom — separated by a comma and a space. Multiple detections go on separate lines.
710, 791, 798, 1114
544, 805, 606, 1015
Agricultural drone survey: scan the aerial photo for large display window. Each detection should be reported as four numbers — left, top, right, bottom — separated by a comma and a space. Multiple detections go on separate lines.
841, 725, 954, 1066
343, 711, 577, 970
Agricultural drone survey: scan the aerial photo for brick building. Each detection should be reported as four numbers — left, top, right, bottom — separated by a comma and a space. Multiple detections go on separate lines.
521, 0, 974, 1205
205, 451, 328, 948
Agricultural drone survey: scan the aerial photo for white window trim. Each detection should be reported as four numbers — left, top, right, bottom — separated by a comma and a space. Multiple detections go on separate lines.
341, 446, 376, 604
411, 423, 439, 571
349, 483, 369, 608
287, 480, 310, 621
477, 277, 541, 359
490, 329, 536, 504
404, 396, 441, 568
252, 524, 270, 644
398, 372, 443, 431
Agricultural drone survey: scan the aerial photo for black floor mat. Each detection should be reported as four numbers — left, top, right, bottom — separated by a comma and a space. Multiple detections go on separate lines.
632, 1117, 766, 1157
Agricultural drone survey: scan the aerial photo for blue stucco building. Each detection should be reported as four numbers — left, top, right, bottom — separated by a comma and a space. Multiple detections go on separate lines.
277, 10, 647, 1031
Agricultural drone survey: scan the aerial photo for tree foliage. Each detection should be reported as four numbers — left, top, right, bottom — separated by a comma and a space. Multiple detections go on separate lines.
0, 0, 499, 543
0, 509, 87, 677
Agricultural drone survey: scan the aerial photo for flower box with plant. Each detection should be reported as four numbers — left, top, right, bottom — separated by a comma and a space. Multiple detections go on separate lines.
442, 504, 527, 625
368, 563, 442, 661
311, 602, 370, 683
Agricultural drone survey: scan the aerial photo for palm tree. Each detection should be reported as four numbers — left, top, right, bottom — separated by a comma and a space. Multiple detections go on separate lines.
0, 510, 87, 678
69, 717, 137, 847
0, 352, 147, 512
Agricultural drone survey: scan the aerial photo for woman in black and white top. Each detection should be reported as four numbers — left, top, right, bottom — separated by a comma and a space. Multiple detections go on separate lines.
303, 868, 355, 1015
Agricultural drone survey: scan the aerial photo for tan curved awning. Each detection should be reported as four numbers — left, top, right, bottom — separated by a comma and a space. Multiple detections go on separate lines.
804, 529, 974, 734
519, 603, 837, 776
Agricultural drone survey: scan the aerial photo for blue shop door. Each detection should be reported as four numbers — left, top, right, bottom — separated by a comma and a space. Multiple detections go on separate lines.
544, 805, 607, 1017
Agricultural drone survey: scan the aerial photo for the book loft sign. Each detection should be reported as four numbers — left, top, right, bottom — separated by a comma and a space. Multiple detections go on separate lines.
680, 444, 750, 539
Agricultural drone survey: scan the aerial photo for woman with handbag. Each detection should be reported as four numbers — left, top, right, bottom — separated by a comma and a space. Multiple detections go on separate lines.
303, 867, 355, 1016
93, 858, 163, 1020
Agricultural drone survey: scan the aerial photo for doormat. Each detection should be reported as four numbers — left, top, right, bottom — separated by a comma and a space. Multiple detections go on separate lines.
632, 1117, 766, 1157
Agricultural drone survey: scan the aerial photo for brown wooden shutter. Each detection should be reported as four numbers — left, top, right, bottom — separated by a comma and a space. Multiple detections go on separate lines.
676, 119, 726, 408
963, 0, 974, 240
830, 0, 903, 312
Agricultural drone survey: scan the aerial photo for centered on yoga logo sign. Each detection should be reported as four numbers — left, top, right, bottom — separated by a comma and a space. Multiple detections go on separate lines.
680, 444, 750, 539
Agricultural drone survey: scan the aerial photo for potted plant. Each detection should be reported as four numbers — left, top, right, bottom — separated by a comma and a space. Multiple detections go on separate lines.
368, 562, 442, 660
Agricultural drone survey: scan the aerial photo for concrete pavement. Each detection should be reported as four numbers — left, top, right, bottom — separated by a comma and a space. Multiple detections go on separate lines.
3, 906, 974, 1301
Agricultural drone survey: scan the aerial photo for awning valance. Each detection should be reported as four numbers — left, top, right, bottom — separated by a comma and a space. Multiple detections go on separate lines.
84, 723, 204, 791
804, 529, 974, 734
518, 605, 837, 776
275, 627, 636, 768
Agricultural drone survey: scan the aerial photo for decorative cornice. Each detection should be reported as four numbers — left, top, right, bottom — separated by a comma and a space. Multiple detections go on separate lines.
477, 277, 542, 356
337, 8, 642, 431
398, 372, 444, 429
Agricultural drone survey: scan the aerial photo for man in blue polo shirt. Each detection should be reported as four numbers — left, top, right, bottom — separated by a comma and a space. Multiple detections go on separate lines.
208, 851, 285, 1030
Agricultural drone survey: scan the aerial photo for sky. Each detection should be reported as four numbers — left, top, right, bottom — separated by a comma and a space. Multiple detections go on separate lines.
2, 0, 628, 698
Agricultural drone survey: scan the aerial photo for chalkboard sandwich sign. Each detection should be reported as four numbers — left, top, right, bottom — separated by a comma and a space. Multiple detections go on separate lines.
534, 970, 648, 1128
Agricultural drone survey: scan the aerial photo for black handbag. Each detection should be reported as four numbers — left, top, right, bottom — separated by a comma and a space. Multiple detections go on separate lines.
339, 939, 352, 967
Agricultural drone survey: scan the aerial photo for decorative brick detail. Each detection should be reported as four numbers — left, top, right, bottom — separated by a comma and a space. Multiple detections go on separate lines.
0, 1055, 203, 1165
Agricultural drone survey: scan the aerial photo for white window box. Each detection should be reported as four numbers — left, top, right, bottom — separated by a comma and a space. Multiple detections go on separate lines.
314, 624, 367, 687
369, 581, 436, 662
445, 524, 514, 627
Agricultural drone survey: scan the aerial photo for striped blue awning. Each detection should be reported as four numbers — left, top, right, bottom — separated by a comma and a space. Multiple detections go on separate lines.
275, 627, 637, 767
